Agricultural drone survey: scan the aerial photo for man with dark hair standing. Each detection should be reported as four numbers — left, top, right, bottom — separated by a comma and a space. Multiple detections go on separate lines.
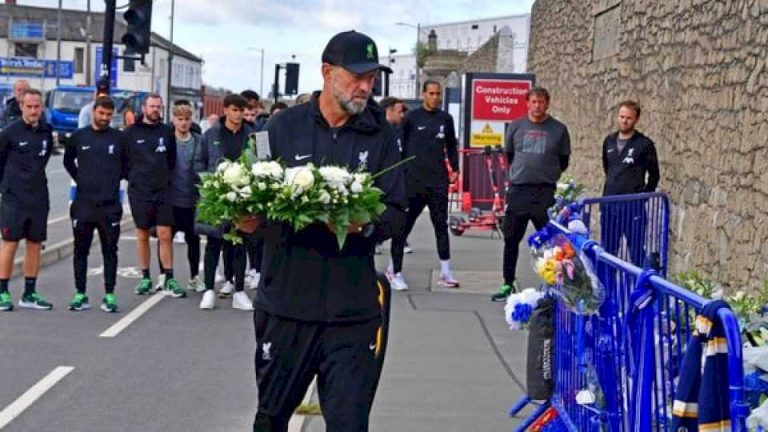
65, 97, 130, 312
601, 100, 660, 265
194, 93, 255, 310
0, 88, 54, 310
388, 80, 460, 291
126, 93, 186, 298
491, 86, 571, 302
240, 30, 406, 431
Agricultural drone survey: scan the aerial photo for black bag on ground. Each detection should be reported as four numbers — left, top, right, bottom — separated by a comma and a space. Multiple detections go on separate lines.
526, 296, 556, 400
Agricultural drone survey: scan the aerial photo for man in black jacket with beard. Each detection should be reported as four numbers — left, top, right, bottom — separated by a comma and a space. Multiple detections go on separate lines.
125, 93, 186, 298
601, 100, 660, 266
64, 96, 130, 313
238, 30, 406, 432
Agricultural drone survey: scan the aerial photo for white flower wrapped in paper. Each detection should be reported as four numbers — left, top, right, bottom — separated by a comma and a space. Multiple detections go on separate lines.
747, 398, 768, 430
226, 192, 238, 202
504, 288, 543, 330
285, 166, 315, 193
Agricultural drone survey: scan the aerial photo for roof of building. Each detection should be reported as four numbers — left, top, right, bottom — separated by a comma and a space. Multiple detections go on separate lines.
422, 13, 530, 29
0, 4, 202, 62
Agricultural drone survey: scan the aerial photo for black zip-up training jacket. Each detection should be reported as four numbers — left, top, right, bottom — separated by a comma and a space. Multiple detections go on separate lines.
401, 106, 459, 195
602, 131, 660, 196
255, 92, 407, 323
194, 118, 255, 174
125, 121, 176, 201
0, 119, 53, 208
64, 126, 130, 203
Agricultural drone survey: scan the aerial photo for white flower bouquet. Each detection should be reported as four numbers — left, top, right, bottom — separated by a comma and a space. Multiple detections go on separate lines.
269, 164, 386, 249
197, 156, 406, 248
196, 156, 284, 243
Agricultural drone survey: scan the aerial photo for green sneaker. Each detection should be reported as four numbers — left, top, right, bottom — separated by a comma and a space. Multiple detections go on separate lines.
101, 293, 119, 313
490, 283, 517, 302
164, 277, 186, 298
134, 278, 153, 295
0, 291, 13, 311
19, 292, 53, 310
68, 292, 91, 311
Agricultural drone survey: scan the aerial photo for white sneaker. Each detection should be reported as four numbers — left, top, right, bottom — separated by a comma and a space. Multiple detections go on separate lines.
188, 275, 205, 293
218, 281, 234, 298
404, 245, 414, 254
390, 273, 409, 291
154, 274, 166, 292
438, 271, 460, 288
232, 291, 254, 310
214, 269, 225, 284
247, 272, 261, 290
199, 290, 216, 310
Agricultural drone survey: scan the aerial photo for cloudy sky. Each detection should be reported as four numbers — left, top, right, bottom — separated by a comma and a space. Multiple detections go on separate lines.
19, 0, 535, 95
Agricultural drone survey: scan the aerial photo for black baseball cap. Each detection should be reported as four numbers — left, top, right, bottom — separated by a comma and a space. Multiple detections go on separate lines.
322, 30, 392, 74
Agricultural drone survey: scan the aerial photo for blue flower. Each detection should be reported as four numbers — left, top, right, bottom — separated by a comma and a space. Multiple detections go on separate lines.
512, 303, 534, 324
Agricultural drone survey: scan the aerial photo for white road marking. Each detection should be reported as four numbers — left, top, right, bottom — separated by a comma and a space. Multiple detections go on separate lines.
46, 214, 70, 225
0, 366, 75, 429
99, 292, 168, 338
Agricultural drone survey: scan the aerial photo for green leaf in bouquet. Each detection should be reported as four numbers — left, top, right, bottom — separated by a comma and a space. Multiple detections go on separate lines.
334, 223, 348, 251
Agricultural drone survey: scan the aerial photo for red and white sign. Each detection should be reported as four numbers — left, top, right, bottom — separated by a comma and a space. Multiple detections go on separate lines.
471, 79, 531, 121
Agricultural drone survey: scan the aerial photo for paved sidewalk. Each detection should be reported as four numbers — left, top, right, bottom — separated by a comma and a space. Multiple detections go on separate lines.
303, 214, 541, 431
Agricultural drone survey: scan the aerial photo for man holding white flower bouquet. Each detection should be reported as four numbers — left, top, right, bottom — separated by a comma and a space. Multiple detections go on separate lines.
235, 31, 406, 431
194, 93, 256, 311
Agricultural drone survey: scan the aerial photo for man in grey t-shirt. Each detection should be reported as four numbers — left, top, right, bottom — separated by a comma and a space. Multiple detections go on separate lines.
491, 86, 571, 301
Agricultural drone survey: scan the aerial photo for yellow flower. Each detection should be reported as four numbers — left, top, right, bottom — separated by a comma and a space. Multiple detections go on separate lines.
537, 259, 557, 285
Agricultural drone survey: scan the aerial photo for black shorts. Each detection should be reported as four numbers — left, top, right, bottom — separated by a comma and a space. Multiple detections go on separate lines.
129, 195, 174, 230
0, 201, 48, 242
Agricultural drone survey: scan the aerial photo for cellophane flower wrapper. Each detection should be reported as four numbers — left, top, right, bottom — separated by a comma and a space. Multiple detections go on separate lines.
530, 234, 605, 315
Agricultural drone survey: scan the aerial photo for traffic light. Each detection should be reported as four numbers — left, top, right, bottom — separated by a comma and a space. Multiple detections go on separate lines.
285, 63, 299, 95
122, 0, 153, 54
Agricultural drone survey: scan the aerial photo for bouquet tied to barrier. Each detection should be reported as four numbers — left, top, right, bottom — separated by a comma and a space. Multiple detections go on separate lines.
504, 288, 546, 330
529, 231, 605, 315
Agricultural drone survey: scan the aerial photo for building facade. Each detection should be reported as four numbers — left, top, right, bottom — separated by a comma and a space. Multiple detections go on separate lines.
0, 3, 202, 118
388, 14, 531, 99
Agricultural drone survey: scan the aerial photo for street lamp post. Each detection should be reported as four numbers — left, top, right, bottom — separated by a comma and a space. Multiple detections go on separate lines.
395, 22, 426, 98
248, 47, 265, 97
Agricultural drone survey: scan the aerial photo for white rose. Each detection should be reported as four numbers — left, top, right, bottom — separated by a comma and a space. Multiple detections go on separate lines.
350, 181, 363, 194
239, 185, 252, 198
319, 166, 352, 189
217, 161, 232, 173
353, 173, 368, 184
226, 192, 238, 202
257, 182, 267, 190
223, 163, 248, 187
318, 191, 331, 204
285, 166, 315, 191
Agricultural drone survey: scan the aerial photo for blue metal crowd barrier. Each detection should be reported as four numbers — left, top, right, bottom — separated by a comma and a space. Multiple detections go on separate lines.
510, 193, 748, 431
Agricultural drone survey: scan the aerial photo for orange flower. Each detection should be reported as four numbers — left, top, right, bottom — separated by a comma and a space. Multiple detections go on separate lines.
563, 243, 576, 259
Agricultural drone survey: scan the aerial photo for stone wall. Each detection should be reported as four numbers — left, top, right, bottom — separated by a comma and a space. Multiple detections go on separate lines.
528, 0, 768, 291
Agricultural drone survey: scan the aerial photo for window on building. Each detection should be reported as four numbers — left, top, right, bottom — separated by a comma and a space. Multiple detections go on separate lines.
74, 47, 84, 73
445, 38, 451, 49
493, 25, 497, 32
123, 49, 135, 72
14, 42, 38, 58
471, 24, 479, 30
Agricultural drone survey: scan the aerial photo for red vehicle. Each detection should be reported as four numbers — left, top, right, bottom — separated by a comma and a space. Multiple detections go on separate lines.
449, 146, 508, 237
